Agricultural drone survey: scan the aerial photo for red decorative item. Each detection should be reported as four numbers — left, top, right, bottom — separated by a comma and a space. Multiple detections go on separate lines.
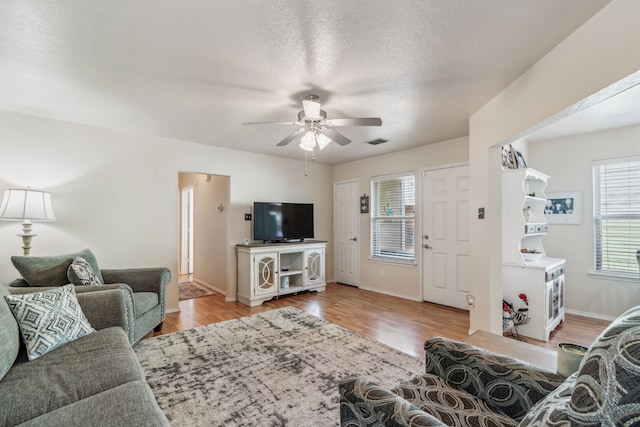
519, 293, 528, 303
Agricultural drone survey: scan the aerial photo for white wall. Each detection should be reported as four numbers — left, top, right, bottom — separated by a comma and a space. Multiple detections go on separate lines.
333, 137, 468, 300
527, 124, 640, 319
0, 109, 334, 311
469, 0, 640, 334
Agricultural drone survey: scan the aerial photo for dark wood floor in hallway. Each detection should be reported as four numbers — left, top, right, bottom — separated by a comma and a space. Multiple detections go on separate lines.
157, 282, 610, 358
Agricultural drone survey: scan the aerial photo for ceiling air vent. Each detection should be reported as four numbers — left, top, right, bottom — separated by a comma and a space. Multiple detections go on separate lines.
365, 138, 389, 146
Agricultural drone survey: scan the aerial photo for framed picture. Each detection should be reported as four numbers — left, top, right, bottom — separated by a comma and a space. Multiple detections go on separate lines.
360, 194, 369, 214
544, 191, 583, 224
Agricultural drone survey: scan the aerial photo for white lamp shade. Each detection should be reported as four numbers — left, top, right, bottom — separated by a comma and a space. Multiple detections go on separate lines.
316, 133, 332, 150
0, 189, 56, 222
299, 131, 316, 152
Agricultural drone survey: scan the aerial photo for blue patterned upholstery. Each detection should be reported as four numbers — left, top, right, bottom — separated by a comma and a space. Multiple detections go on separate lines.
341, 306, 640, 427
520, 305, 640, 426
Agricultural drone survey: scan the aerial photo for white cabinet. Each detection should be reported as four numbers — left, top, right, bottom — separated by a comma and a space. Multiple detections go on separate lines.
503, 260, 565, 341
237, 241, 327, 307
502, 168, 565, 341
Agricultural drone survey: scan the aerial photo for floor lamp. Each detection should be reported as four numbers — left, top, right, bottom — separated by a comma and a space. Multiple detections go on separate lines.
0, 188, 56, 255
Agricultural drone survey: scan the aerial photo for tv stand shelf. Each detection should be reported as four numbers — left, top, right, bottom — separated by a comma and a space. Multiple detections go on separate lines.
236, 241, 326, 307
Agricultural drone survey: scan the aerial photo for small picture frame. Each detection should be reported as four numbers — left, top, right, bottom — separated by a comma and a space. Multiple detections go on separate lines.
360, 194, 369, 214
544, 191, 583, 224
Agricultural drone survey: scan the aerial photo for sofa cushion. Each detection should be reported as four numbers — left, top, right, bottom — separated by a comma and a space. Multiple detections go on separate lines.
0, 327, 146, 426
394, 373, 518, 427
12, 248, 104, 287
5, 284, 95, 360
133, 292, 159, 317
516, 373, 575, 426
569, 305, 640, 424
0, 285, 20, 382
67, 256, 103, 286
16, 381, 170, 427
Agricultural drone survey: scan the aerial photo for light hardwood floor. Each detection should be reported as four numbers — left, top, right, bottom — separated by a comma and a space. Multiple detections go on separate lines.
157, 282, 611, 358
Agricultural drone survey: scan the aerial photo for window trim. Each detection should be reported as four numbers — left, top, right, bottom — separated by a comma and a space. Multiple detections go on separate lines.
370, 171, 416, 264
592, 156, 640, 280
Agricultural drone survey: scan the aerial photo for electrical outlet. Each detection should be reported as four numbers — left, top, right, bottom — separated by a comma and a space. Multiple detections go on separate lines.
478, 207, 485, 219
244, 213, 252, 221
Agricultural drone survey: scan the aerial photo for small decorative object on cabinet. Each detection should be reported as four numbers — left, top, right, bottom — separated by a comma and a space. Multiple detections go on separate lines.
236, 240, 326, 306
502, 167, 565, 341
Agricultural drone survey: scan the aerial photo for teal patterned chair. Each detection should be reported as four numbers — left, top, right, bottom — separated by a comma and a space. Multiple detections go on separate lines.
340, 305, 640, 426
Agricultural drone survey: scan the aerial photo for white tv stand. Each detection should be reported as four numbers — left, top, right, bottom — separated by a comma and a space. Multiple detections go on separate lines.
236, 240, 326, 307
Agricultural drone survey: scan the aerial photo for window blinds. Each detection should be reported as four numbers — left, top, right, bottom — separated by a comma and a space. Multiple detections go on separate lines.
371, 173, 415, 262
593, 157, 640, 277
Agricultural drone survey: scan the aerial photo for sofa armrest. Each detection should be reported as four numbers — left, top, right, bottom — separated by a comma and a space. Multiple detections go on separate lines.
339, 375, 447, 427
101, 268, 170, 293
424, 337, 566, 421
75, 288, 135, 342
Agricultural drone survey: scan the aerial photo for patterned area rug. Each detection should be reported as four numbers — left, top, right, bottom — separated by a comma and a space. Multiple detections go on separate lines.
135, 307, 423, 426
178, 281, 214, 301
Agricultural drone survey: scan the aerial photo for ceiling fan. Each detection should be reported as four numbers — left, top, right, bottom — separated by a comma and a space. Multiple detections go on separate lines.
243, 95, 382, 151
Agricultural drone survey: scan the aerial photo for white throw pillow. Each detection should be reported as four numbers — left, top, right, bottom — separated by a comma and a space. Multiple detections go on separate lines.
5, 284, 95, 360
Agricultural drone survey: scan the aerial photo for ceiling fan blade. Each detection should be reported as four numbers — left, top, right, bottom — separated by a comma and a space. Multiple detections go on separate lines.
242, 121, 301, 125
276, 128, 306, 146
328, 118, 382, 126
319, 128, 351, 146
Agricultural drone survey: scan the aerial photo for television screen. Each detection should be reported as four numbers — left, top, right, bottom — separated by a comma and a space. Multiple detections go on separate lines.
253, 202, 314, 242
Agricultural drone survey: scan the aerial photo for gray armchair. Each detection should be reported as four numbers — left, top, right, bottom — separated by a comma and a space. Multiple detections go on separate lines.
8, 249, 170, 344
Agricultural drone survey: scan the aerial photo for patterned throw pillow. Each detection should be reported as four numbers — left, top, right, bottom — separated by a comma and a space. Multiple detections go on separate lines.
568, 305, 640, 424
5, 284, 95, 361
67, 256, 103, 286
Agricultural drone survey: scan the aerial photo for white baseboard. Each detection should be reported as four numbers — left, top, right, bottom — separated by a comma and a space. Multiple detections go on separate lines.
166, 307, 180, 314
356, 285, 421, 302
564, 308, 616, 322
225, 296, 237, 302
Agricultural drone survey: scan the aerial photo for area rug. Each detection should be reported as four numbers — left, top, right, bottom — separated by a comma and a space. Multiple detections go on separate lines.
178, 281, 214, 301
135, 306, 423, 426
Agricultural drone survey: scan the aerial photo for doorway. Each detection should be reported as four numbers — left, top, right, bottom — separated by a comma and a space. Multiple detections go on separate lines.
180, 186, 194, 278
334, 180, 359, 286
421, 164, 470, 310
178, 172, 230, 300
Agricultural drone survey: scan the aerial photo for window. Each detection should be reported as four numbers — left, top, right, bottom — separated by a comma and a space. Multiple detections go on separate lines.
593, 156, 640, 278
371, 173, 415, 262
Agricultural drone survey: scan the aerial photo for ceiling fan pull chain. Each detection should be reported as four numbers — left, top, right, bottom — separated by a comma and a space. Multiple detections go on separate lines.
304, 151, 308, 176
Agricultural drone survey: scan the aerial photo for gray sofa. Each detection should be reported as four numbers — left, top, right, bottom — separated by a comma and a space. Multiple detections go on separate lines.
0, 283, 170, 426
340, 305, 640, 426
8, 249, 170, 344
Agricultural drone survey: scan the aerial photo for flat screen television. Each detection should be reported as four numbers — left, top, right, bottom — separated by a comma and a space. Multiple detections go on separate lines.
253, 202, 314, 242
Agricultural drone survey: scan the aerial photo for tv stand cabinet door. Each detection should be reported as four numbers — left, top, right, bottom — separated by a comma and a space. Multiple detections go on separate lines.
253, 252, 278, 296
304, 248, 325, 287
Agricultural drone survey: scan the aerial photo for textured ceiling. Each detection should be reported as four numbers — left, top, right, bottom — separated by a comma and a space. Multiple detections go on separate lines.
0, 0, 611, 164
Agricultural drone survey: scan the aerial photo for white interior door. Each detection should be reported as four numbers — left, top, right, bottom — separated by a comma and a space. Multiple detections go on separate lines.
180, 186, 194, 275
334, 180, 359, 286
422, 165, 470, 309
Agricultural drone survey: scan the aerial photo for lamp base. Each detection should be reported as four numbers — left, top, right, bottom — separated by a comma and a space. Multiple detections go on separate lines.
17, 222, 37, 256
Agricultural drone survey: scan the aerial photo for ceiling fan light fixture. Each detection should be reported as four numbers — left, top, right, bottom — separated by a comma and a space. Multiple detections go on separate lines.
316, 132, 332, 150
299, 131, 316, 151
302, 96, 322, 119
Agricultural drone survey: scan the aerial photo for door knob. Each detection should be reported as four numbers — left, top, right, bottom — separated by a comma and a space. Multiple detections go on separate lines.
423, 244, 431, 249
423, 234, 429, 240
350, 237, 358, 242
